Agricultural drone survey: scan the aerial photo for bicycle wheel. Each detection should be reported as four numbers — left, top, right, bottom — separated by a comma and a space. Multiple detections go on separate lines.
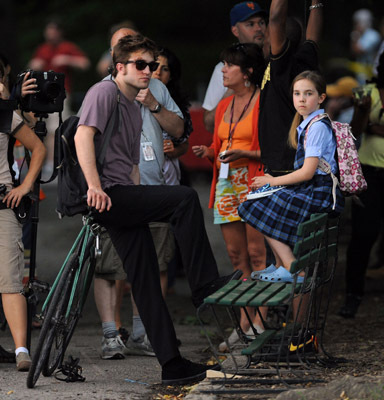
43, 237, 95, 377
26, 253, 78, 388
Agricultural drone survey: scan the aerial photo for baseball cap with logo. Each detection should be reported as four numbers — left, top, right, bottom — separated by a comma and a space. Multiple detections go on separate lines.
230, 2, 268, 26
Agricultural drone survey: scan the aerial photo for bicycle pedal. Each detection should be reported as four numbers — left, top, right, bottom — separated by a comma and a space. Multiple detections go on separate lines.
54, 355, 85, 382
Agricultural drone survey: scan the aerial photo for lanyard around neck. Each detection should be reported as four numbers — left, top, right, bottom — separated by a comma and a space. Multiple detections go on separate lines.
227, 89, 256, 150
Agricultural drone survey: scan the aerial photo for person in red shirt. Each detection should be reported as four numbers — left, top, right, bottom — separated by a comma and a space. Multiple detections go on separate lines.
28, 18, 90, 177
29, 19, 90, 95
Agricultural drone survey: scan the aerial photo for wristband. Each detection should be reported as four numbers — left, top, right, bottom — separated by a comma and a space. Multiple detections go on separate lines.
309, 3, 324, 10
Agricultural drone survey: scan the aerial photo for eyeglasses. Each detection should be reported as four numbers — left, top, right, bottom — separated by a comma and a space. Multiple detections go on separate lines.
121, 60, 160, 72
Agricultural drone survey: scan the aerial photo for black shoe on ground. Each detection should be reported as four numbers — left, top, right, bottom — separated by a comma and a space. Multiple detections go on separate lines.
338, 294, 362, 318
0, 345, 15, 363
162, 357, 219, 386
192, 269, 243, 308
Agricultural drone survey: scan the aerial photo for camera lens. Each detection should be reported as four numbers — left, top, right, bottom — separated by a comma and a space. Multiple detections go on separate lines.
40, 81, 61, 100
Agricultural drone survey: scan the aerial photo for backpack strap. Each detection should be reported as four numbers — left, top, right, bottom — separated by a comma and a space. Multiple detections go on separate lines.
304, 113, 338, 210
41, 80, 120, 184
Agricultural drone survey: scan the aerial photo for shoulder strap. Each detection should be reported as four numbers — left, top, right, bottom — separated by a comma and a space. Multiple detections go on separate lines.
41, 80, 120, 184
304, 113, 339, 210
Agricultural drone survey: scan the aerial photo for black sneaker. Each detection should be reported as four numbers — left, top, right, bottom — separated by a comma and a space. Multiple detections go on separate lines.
192, 269, 243, 308
338, 294, 362, 318
0, 345, 15, 363
162, 357, 218, 385
289, 329, 318, 354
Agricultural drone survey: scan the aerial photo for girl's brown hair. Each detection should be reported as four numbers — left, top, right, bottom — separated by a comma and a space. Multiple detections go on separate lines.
288, 70, 326, 149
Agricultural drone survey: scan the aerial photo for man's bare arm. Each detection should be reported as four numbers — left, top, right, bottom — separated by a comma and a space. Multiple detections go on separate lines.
136, 88, 184, 138
130, 164, 140, 185
306, 1, 323, 43
203, 108, 216, 133
74, 125, 112, 212
269, 0, 288, 55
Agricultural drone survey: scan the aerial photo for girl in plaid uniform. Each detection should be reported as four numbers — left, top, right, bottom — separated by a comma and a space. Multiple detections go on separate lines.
238, 71, 344, 282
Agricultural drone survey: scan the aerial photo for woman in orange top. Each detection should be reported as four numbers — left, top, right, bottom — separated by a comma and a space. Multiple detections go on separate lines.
193, 43, 267, 350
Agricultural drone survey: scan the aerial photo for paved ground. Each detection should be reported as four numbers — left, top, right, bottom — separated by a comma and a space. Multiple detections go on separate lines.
1, 175, 383, 399
0, 174, 234, 399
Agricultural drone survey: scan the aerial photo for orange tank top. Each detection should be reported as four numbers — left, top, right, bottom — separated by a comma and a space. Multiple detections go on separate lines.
216, 109, 253, 170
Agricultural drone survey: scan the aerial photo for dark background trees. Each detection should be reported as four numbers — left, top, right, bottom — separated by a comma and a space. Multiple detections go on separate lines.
1, 0, 383, 106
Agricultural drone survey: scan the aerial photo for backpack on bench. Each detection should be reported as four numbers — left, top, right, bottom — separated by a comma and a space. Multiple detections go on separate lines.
305, 113, 368, 196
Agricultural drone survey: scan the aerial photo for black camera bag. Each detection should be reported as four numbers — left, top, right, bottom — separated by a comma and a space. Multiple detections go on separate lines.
55, 81, 120, 218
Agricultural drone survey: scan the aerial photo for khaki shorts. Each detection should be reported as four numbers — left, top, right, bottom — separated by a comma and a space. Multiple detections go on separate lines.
149, 222, 175, 272
0, 209, 24, 293
94, 229, 126, 281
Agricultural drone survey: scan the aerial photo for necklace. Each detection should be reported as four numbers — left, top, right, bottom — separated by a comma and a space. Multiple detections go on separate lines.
226, 89, 256, 150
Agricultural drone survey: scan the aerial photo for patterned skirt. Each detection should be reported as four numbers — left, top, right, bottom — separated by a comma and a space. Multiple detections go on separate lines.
214, 167, 248, 224
238, 175, 344, 247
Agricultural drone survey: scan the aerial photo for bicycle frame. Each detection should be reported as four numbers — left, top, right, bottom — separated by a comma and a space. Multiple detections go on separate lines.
40, 215, 101, 319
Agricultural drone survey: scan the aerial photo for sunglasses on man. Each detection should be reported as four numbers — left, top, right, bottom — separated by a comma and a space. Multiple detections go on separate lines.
120, 59, 160, 72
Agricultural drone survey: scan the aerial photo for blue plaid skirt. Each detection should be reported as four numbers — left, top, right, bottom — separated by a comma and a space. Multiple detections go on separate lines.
238, 175, 344, 247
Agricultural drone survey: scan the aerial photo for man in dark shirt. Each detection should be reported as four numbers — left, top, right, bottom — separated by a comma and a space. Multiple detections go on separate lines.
259, 0, 323, 176
75, 34, 239, 385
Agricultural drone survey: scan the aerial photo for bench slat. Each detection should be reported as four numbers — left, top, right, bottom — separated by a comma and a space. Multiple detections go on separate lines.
204, 280, 242, 304
247, 282, 288, 307
217, 280, 257, 306
241, 330, 277, 355
234, 281, 273, 307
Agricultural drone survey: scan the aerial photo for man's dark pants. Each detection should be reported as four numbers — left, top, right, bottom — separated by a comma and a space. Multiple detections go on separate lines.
96, 184, 220, 366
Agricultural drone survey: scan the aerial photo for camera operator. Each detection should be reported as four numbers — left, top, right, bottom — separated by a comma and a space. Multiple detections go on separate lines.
0, 60, 46, 371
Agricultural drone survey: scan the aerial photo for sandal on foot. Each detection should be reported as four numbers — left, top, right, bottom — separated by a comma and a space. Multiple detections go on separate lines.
251, 264, 277, 280
259, 266, 304, 283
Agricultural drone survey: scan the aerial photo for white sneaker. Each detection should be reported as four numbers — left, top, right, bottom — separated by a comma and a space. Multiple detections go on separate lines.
124, 334, 156, 357
218, 325, 265, 352
245, 325, 265, 338
101, 336, 125, 359
218, 329, 241, 352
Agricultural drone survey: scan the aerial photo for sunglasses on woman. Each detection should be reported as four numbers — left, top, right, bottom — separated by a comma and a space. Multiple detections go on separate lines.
121, 59, 160, 72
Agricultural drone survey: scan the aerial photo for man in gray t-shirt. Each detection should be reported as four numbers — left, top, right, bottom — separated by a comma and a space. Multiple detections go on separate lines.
79, 79, 142, 189
75, 33, 237, 386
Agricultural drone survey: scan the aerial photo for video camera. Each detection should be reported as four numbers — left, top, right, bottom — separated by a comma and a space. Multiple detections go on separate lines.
16, 70, 66, 114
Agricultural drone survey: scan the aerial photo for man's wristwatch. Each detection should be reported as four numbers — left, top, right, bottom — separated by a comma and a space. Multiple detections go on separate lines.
149, 103, 162, 113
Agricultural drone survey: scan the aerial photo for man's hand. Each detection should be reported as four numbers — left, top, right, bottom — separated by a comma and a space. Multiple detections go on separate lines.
135, 88, 157, 110
87, 187, 112, 213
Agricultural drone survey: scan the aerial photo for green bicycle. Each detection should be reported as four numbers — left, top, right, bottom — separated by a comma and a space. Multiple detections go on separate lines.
26, 213, 102, 388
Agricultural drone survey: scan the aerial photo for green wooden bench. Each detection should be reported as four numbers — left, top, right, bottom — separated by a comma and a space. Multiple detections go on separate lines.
198, 213, 339, 392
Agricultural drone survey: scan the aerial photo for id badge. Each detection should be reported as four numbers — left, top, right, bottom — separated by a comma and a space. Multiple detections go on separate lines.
141, 141, 156, 161
219, 161, 229, 179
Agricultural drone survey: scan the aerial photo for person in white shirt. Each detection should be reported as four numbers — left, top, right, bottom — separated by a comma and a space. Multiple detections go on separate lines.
202, 1, 268, 132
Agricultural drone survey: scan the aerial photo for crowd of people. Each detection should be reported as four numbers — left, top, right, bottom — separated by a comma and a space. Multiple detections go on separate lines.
0, 0, 383, 387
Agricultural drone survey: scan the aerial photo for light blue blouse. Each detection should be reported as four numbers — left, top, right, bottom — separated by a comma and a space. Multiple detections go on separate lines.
297, 109, 338, 175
